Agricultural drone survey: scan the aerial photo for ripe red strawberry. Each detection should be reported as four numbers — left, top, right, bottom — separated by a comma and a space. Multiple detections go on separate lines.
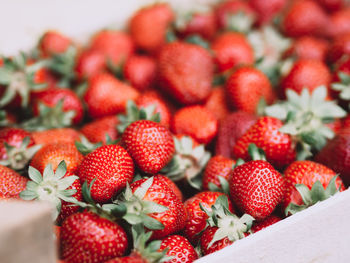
158, 41, 214, 105
233, 116, 296, 168
39, 31, 72, 57
30, 142, 83, 173
249, 0, 287, 25
60, 211, 128, 263
0, 165, 28, 199
135, 90, 171, 128
202, 155, 235, 191
183, 191, 234, 244
283, 160, 345, 209
215, 111, 257, 158
327, 33, 350, 63
282, 0, 328, 37
327, 8, 350, 38
211, 32, 254, 73
281, 59, 331, 97
171, 105, 218, 145
123, 55, 157, 92
90, 30, 134, 66
122, 120, 174, 174
226, 66, 275, 114
84, 72, 139, 118
130, 3, 174, 53
32, 88, 84, 125
32, 128, 81, 146
203, 87, 231, 122
230, 160, 285, 220
80, 116, 119, 144
251, 215, 281, 233
317, 0, 345, 11
156, 174, 183, 202
284, 36, 329, 61
77, 144, 134, 203
75, 48, 106, 80
160, 235, 198, 263
129, 175, 186, 239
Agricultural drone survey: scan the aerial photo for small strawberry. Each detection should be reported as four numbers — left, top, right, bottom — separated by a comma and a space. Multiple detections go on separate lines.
158, 41, 214, 105
202, 155, 235, 193
130, 3, 174, 53
75, 48, 106, 80
327, 7, 350, 38
32, 128, 81, 146
122, 120, 174, 174
251, 215, 281, 233
60, 211, 128, 263
249, 0, 287, 25
327, 33, 350, 64
77, 144, 134, 203
215, 111, 257, 158
226, 66, 275, 114
80, 116, 119, 144
20, 160, 82, 223
203, 87, 231, 122
282, 0, 328, 37
160, 235, 198, 263
211, 32, 254, 73
0, 165, 28, 199
332, 63, 350, 108
38, 31, 72, 57
183, 191, 233, 244
84, 72, 139, 118
123, 55, 157, 92
230, 159, 285, 220
30, 142, 83, 173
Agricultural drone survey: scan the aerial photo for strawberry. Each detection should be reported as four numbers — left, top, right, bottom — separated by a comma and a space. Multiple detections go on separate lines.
233, 116, 296, 168
32, 88, 84, 125
171, 106, 218, 145
203, 87, 231, 122
249, 0, 287, 25
60, 211, 128, 263
39, 31, 72, 57
20, 160, 82, 224
281, 59, 331, 97
90, 30, 134, 67
84, 72, 139, 118
211, 32, 254, 73
230, 159, 285, 220
158, 41, 213, 105
183, 191, 233, 244
30, 142, 83, 173
327, 8, 350, 38
317, 0, 345, 11
199, 195, 254, 255
122, 120, 174, 174
316, 128, 350, 186
251, 215, 281, 233
123, 55, 157, 92
156, 174, 183, 202
160, 235, 198, 263
215, 111, 257, 158
0, 127, 41, 171
202, 155, 235, 192
32, 128, 81, 146
226, 66, 275, 114
130, 3, 174, 53
282, 0, 328, 37
77, 144, 134, 203
75, 48, 106, 80
327, 33, 350, 63
0, 165, 28, 199
282, 160, 345, 210
80, 115, 119, 144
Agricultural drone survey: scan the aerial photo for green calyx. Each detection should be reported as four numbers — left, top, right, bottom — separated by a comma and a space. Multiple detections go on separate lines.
0, 136, 42, 171
21, 99, 75, 131
200, 195, 254, 248
185, 35, 210, 49
208, 176, 230, 195
285, 175, 341, 216
248, 143, 266, 161
19, 160, 79, 220
332, 72, 350, 109
0, 110, 9, 127
227, 11, 254, 33
161, 136, 211, 190
0, 53, 48, 108
117, 100, 161, 134
75, 134, 118, 155
265, 86, 346, 160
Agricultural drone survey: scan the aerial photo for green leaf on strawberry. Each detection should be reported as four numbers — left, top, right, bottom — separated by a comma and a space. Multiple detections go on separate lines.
332, 72, 350, 108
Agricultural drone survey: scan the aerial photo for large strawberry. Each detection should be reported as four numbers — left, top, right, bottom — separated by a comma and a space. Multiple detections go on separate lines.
130, 3, 174, 53
158, 41, 214, 105
60, 211, 128, 263
77, 144, 134, 203
226, 66, 275, 114
84, 72, 139, 118
0, 165, 28, 200
122, 120, 174, 174
230, 159, 285, 220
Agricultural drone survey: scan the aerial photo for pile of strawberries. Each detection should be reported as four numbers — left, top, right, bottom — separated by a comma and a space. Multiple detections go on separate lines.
1, 0, 350, 262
